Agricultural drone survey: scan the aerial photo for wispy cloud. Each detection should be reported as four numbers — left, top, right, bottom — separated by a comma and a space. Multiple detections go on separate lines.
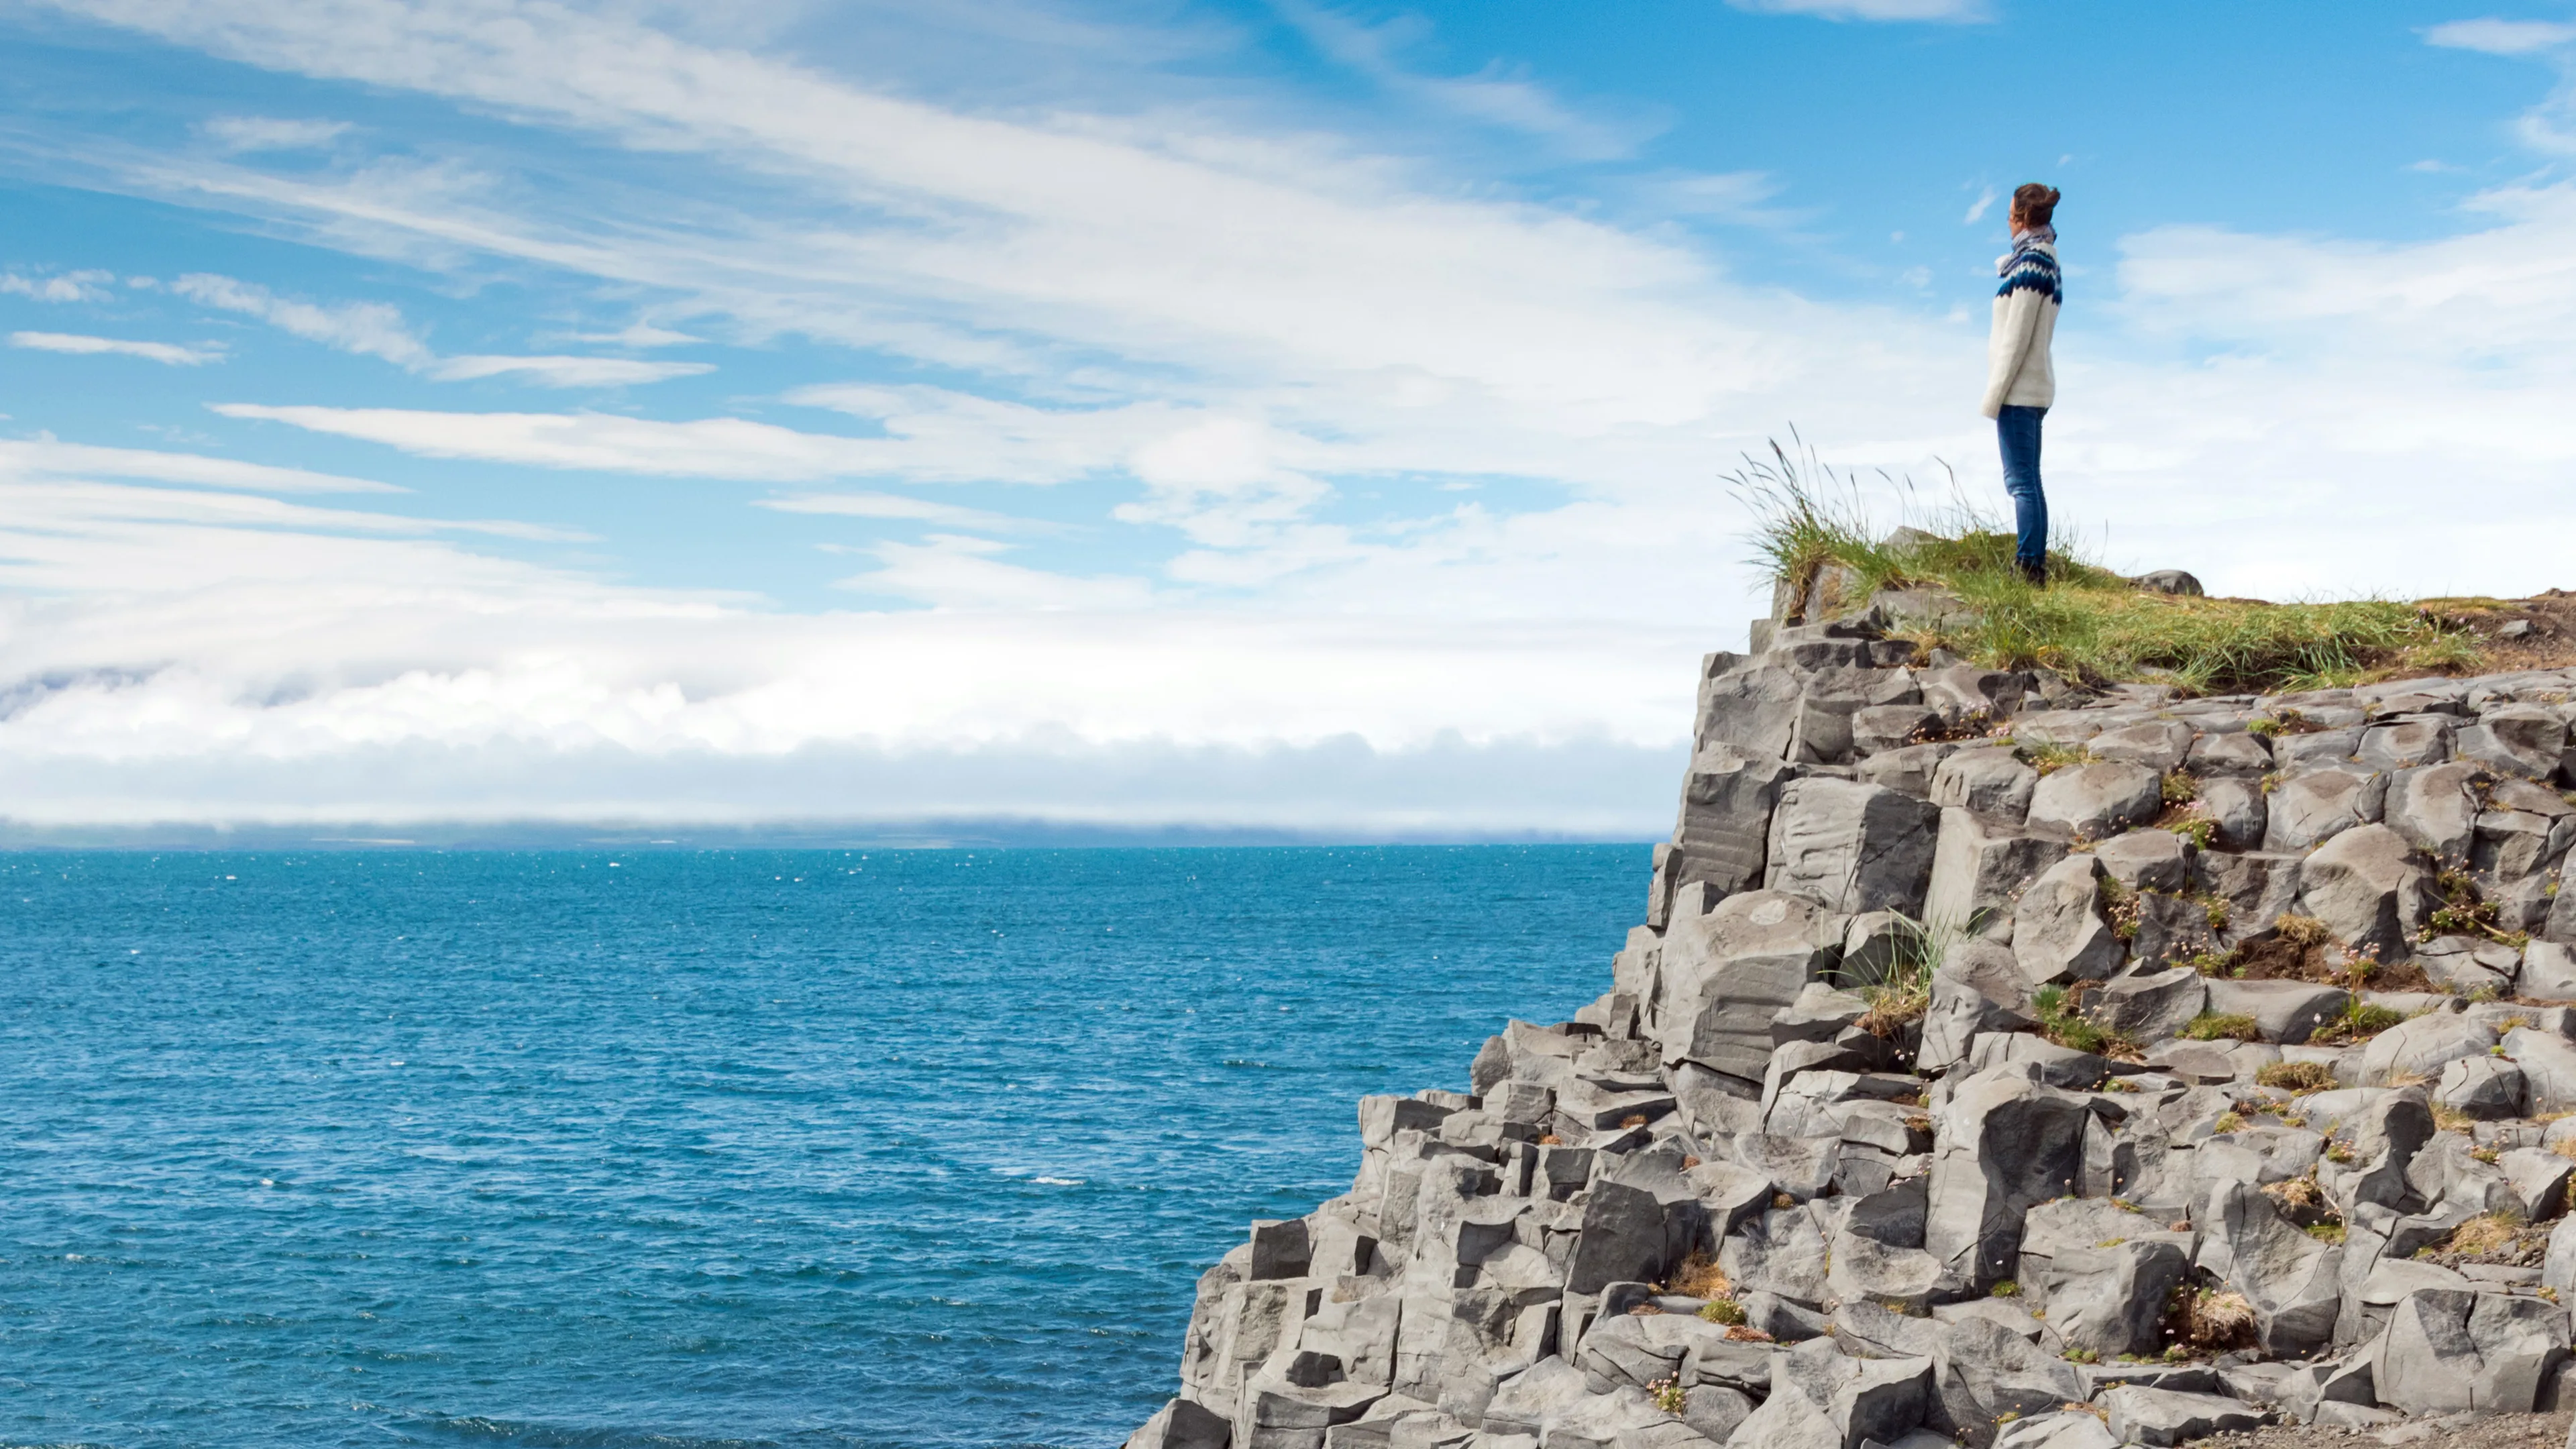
427, 355, 714, 386
174, 274, 708, 386
201, 115, 350, 151
1, 268, 116, 302
761, 491, 1053, 533
1962, 184, 1998, 224
10, 330, 219, 365
0, 437, 401, 494
1273, 1, 1654, 159
173, 272, 432, 366
2424, 18, 2576, 55
1727, 0, 1991, 21
211, 403, 894, 480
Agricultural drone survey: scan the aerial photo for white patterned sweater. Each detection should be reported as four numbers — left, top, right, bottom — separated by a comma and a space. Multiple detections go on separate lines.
1981, 233, 2062, 419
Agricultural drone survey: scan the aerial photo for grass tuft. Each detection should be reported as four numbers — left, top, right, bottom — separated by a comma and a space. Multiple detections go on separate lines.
2182, 1011, 2262, 1042
2256, 1060, 2337, 1092
1732, 439, 2486, 694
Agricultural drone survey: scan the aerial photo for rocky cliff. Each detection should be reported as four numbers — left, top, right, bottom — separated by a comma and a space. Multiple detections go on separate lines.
1122, 599, 2576, 1449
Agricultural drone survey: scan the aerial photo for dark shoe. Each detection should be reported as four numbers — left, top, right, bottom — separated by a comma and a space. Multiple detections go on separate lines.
2018, 559, 2047, 587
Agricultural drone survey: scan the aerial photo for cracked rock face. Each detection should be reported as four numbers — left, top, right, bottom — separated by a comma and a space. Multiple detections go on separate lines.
1125, 616, 2576, 1449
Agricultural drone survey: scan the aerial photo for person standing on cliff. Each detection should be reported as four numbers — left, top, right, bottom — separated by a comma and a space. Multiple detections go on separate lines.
1982, 182, 2063, 586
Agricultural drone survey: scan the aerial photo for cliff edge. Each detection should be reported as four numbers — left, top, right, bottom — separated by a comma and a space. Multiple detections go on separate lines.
1122, 594, 2576, 1449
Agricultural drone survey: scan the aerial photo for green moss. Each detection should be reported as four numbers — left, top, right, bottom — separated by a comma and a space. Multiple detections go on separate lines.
2183, 1011, 2262, 1042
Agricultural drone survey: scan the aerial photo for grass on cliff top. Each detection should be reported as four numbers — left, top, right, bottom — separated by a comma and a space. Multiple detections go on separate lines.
1731, 439, 2483, 696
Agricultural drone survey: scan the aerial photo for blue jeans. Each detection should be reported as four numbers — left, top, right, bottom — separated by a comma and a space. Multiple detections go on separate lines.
1996, 405, 2047, 576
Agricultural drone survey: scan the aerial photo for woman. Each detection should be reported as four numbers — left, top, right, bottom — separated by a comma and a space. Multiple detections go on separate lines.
1981, 182, 2062, 585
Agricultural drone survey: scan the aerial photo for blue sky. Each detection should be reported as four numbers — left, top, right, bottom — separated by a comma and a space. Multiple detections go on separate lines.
5, 0, 2575, 835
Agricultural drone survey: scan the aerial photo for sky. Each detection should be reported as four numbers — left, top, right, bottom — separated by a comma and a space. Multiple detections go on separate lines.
5, 0, 2576, 840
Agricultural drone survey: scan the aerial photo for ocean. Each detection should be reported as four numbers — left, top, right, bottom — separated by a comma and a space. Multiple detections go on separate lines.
0, 845, 1643, 1449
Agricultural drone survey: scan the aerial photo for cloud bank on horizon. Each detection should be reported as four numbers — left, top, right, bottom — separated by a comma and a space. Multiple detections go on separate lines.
3, 0, 2575, 837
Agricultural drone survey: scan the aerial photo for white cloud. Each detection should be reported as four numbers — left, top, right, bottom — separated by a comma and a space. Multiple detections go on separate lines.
759, 491, 1051, 532
1963, 184, 1998, 224
1274, 1, 1652, 160
0, 268, 115, 302
0, 436, 402, 494
9, 330, 219, 364
173, 272, 433, 366
427, 354, 714, 386
172, 275, 710, 385
566, 321, 700, 347
2424, 18, 2576, 54
201, 114, 351, 150
211, 402, 938, 480
1727, 0, 1990, 21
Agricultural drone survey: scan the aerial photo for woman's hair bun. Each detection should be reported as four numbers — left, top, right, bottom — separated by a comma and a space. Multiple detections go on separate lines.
2011, 182, 2059, 226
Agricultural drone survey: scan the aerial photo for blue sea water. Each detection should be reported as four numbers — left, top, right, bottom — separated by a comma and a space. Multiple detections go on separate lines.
0, 846, 1644, 1449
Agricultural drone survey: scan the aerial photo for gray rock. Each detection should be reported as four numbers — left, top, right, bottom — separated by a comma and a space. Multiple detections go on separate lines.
2194, 1180, 2343, 1355
2460, 705, 2569, 780
1993, 1413, 2116, 1449
2357, 1012, 2493, 1087
2385, 761, 2487, 865
2100, 1387, 2264, 1447
2275, 1356, 2375, 1426
1966, 1032, 2111, 1089
1774, 980, 1873, 1046
1919, 665, 2029, 722
2296, 825, 2430, 961
1928, 1314, 2085, 1443
1825, 1233, 1945, 1312
1234, 1377, 1385, 1449
2204, 978, 2351, 1045
1923, 809, 2067, 935
2526, 942, 2576, 1001
1770, 1337, 1933, 1449
2131, 570, 2204, 596
2418, 934, 2521, 996
1854, 705, 1943, 757
2504, 1146, 2575, 1221
2094, 828, 2194, 893
2196, 777, 2268, 852
1918, 969, 2037, 1076
2087, 967, 2208, 1042
2016, 1200, 2188, 1357
2360, 718, 2455, 771
2188, 731, 2273, 777
1719, 1375, 1839, 1449
1721, 1203, 1831, 1305
2475, 808, 2569, 880
2506, 1026, 2576, 1113
1126, 1397, 1234, 1449
2027, 763, 2163, 842
1766, 779, 1942, 916
2368, 1287, 2571, 1414
2090, 720, 2193, 773
1925, 1067, 2093, 1290
2435, 1055, 2527, 1120
1654, 891, 1845, 1081
1861, 742, 1962, 800
1670, 744, 1794, 904
2273, 727, 2362, 768
1251, 1219, 1316, 1280
1564, 1163, 1699, 1293
1695, 662, 1809, 761
2263, 765, 2386, 852
2546, 1214, 2576, 1302
2196, 851, 2305, 948
1931, 748, 2041, 822
1735, 1132, 1841, 1202
2010, 855, 2125, 986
